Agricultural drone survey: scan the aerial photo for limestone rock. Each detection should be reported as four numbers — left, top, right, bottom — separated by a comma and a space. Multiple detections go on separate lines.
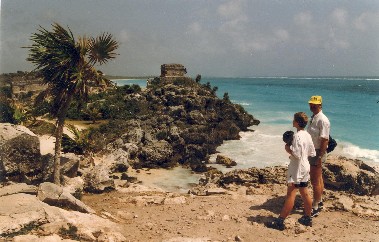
139, 140, 174, 167
323, 156, 379, 195
0, 123, 42, 183
42, 153, 81, 182
0, 192, 124, 240
99, 71, 259, 171
102, 148, 130, 173
37, 182, 95, 214
216, 166, 287, 186
0, 183, 37, 197
164, 196, 187, 205
0, 193, 48, 236
62, 176, 84, 197
11, 234, 71, 242
82, 165, 115, 193
216, 155, 237, 167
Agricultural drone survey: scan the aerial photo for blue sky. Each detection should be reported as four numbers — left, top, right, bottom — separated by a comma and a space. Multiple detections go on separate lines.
1, 0, 379, 77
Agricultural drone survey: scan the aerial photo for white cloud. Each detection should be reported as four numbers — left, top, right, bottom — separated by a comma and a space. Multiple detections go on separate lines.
275, 29, 290, 42
294, 11, 313, 26
217, 0, 245, 19
291, 10, 353, 51
331, 8, 348, 26
188, 22, 202, 34
354, 11, 379, 31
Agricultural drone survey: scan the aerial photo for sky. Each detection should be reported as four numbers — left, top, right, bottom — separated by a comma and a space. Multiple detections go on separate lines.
1, 0, 379, 77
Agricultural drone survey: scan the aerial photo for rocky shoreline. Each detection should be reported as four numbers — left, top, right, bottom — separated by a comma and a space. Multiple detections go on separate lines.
0, 155, 378, 241
1, 73, 378, 241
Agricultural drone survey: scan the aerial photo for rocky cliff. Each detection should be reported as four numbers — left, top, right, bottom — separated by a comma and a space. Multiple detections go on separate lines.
103, 76, 260, 172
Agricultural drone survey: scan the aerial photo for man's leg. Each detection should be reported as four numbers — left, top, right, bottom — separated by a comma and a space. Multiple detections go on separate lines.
299, 187, 312, 216
310, 165, 323, 207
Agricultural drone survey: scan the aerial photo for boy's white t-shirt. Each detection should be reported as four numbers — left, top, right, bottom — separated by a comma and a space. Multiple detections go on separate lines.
287, 130, 316, 183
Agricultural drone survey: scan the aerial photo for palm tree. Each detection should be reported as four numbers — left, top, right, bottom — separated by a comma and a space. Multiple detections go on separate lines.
26, 23, 119, 185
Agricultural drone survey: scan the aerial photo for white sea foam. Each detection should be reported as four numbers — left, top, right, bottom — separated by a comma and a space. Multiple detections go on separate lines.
209, 123, 293, 172
333, 141, 379, 164
232, 101, 251, 106
209, 124, 379, 173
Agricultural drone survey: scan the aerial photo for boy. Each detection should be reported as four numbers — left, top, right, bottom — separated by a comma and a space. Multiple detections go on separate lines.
266, 112, 316, 230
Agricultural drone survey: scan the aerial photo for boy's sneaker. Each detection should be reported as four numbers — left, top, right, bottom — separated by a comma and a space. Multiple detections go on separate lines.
318, 201, 324, 210
265, 217, 285, 231
298, 215, 313, 227
311, 207, 320, 217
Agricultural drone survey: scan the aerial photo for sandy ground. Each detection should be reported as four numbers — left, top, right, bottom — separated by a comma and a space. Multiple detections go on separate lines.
82, 185, 379, 242
37, 124, 379, 242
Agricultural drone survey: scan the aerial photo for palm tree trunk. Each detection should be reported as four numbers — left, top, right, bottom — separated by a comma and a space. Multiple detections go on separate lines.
53, 95, 73, 185
53, 116, 65, 185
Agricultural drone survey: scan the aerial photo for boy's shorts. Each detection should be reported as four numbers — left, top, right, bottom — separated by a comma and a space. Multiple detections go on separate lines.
294, 182, 308, 188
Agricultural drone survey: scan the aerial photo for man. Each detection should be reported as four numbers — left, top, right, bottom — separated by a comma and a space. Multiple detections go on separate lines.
307, 95, 330, 217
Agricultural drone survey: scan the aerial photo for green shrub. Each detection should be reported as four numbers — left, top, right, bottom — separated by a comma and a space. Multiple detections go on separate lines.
27, 120, 55, 135
156, 130, 168, 140
62, 134, 84, 154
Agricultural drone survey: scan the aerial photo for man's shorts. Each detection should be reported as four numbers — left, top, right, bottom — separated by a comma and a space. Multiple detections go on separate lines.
308, 149, 327, 166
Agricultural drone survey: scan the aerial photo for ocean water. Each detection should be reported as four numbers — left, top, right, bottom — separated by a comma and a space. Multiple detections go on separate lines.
204, 77, 379, 169
114, 77, 379, 190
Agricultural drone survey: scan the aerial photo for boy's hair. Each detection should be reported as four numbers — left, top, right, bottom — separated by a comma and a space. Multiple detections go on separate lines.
283, 131, 294, 145
294, 112, 308, 128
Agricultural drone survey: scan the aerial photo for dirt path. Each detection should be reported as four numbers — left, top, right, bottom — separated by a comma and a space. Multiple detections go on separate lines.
82, 186, 379, 242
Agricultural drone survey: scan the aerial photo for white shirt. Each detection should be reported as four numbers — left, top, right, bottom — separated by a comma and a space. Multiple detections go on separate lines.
287, 130, 316, 183
307, 110, 330, 149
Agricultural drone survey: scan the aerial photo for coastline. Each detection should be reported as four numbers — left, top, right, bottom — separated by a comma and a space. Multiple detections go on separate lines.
38, 133, 379, 193
1, 126, 378, 241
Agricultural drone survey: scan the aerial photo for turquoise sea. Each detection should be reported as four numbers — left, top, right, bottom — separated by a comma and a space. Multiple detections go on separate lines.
114, 77, 379, 171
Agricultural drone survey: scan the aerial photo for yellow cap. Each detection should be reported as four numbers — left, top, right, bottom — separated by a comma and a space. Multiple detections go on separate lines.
308, 95, 322, 104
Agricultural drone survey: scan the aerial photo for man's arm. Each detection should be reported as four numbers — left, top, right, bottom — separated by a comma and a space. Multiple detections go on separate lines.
318, 137, 329, 158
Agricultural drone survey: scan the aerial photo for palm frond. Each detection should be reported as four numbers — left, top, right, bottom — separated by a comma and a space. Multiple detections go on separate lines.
25, 23, 118, 118
65, 123, 81, 140
88, 33, 119, 65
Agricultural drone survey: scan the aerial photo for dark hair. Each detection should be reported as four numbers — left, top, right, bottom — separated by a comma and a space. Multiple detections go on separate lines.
283, 131, 294, 145
294, 112, 308, 128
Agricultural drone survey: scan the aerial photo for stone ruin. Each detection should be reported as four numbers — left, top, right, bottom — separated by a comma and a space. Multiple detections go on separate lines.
147, 64, 192, 87
160, 63, 187, 77
10, 76, 46, 97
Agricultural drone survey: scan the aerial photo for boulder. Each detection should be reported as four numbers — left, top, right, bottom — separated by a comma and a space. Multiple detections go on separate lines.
0, 123, 42, 183
0, 193, 124, 240
0, 193, 48, 236
216, 155, 237, 167
37, 182, 95, 214
0, 183, 37, 197
62, 176, 84, 197
42, 153, 81, 182
102, 148, 130, 173
323, 156, 379, 195
216, 166, 287, 186
138, 140, 174, 167
82, 165, 115, 193
11, 234, 67, 241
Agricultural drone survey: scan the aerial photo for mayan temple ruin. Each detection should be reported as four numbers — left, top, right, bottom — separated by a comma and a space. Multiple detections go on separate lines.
160, 64, 187, 77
